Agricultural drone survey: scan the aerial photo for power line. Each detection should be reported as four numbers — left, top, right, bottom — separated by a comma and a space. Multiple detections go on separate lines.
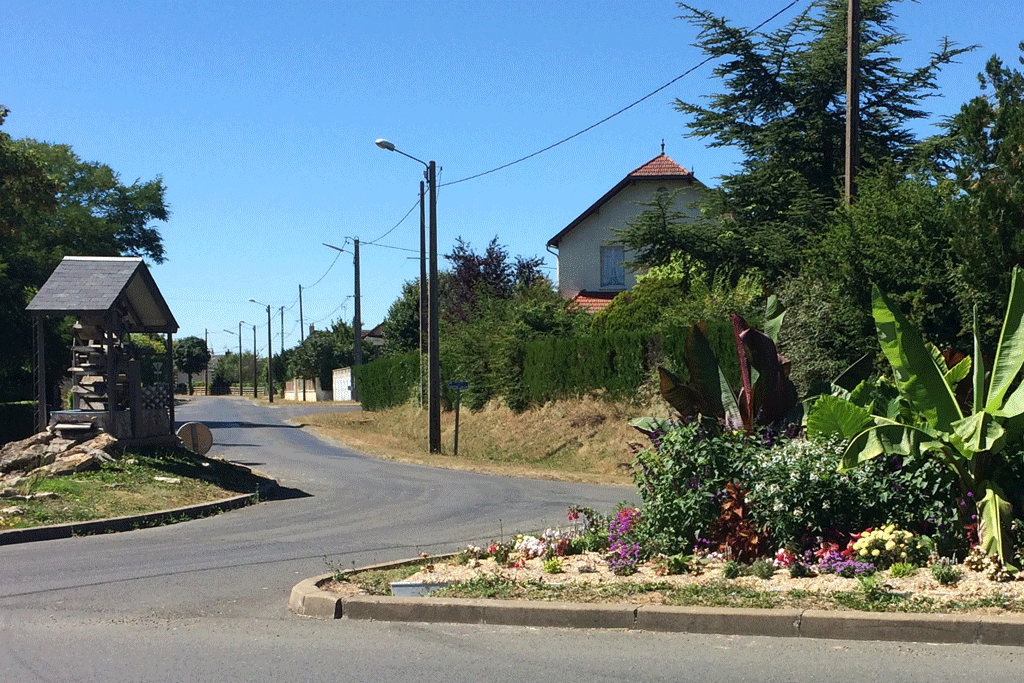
366, 196, 420, 245
441, 0, 804, 187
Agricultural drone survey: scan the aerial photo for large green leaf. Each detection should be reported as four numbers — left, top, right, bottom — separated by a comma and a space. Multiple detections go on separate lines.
683, 323, 742, 426
872, 285, 963, 432
832, 353, 875, 393
763, 294, 785, 343
986, 267, 1024, 412
944, 355, 971, 389
978, 481, 1016, 568
628, 416, 674, 437
973, 304, 986, 415
806, 395, 872, 440
951, 411, 1005, 455
839, 419, 947, 471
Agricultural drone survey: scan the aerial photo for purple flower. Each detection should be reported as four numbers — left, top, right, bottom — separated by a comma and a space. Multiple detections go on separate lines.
818, 552, 876, 578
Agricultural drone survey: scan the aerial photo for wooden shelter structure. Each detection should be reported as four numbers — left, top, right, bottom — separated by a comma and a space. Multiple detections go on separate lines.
26, 256, 179, 445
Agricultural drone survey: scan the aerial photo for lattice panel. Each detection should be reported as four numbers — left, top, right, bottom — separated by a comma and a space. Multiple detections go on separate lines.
141, 383, 170, 410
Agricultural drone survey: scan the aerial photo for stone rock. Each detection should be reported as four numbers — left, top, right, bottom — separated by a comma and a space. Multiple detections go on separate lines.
30, 451, 100, 478
153, 476, 181, 484
0, 431, 55, 460
0, 442, 57, 475
29, 491, 60, 501
0, 506, 24, 516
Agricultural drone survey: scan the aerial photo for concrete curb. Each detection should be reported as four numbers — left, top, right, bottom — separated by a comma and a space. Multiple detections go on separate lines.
0, 466, 278, 546
289, 564, 1024, 646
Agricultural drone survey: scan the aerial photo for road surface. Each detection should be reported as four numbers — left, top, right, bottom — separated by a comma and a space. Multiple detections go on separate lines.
2, 397, 1021, 681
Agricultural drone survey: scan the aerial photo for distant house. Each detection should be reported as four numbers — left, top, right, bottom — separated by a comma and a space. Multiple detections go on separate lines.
546, 149, 705, 312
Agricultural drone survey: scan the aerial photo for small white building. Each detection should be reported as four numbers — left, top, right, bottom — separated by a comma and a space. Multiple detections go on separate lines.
546, 149, 705, 312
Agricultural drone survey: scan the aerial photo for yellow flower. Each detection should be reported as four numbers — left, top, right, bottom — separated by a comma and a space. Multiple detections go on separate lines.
886, 540, 896, 551
872, 549, 880, 557
860, 549, 869, 557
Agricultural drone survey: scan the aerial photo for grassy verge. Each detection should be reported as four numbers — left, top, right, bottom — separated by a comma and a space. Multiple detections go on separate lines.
0, 445, 266, 530
300, 396, 659, 486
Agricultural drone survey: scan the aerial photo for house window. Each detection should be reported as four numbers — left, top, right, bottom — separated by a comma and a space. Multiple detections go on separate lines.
600, 245, 624, 288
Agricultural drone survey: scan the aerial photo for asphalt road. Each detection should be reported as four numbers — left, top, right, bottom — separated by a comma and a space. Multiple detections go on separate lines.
3, 396, 1023, 682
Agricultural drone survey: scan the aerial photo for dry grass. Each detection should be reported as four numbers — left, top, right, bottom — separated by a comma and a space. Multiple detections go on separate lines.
300, 396, 667, 485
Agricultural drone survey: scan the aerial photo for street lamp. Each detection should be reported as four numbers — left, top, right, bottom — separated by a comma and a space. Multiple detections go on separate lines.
376, 138, 440, 454
249, 299, 274, 403
323, 242, 362, 403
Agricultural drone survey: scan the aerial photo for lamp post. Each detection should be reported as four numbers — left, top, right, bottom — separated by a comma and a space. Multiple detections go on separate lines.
249, 299, 274, 403
376, 138, 440, 454
323, 241, 362, 402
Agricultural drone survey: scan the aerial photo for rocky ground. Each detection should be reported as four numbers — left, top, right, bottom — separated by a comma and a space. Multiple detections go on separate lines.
0, 430, 118, 492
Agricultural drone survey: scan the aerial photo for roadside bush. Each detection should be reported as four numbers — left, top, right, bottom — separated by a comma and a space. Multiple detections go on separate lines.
632, 422, 756, 555
631, 421, 962, 558
353, 351, 419, 411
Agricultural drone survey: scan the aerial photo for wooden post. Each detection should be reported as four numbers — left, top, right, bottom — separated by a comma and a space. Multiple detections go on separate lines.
166, 332, 175, 430
845, 0, 860, 204
34, 316, 47, 432
453, 387, 461, 457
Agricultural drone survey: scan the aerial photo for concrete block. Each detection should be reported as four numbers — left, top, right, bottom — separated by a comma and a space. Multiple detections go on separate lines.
636, 606, 802, 638
977, 614, 1024, 646
288, 574, 342, 619
482, 600, 636, 630
343, 596, 486, 624
800, 610, 979, 644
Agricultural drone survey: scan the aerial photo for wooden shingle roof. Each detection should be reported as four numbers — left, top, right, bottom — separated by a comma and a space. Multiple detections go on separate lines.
27, 256, 178, 333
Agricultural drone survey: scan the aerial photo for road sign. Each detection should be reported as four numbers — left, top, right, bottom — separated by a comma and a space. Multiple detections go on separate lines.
448, 381, 469, 390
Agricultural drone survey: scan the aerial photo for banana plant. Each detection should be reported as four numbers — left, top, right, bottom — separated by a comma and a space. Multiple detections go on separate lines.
808, 266, 1024, 567
634, 296, 799, 435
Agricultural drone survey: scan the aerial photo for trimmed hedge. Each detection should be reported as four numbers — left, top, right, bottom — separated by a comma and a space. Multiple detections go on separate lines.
356, 322, 746, 413
353, 351, 420, 411
522, 321, 742, 407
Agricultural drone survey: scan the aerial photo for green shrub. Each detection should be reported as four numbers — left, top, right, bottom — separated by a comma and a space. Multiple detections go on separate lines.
722, 560, 742, 579
750, 557, 775, 579
352, 351, 419, 411
632, 423, 758, 556
543, 557, 563, 574
931, 558, 963, 586
632, 421, 962, 558
888, 562, 917, 578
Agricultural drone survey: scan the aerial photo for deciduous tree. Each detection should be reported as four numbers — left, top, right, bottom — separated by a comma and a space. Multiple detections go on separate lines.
173, 336, 211, 395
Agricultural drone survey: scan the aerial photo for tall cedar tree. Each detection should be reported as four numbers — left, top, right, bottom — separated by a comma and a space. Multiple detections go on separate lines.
632, 1, 973, 283
934, 46, 1024, 344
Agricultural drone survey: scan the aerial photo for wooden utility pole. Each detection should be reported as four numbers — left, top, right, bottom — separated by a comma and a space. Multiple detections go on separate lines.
299, 284, 306, 401
845, 0, 860, 204
352, 237, 362, 403
419, 180, 427, 408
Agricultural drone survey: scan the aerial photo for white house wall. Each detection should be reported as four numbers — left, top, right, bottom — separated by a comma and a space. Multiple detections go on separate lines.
556, 179, 703, 299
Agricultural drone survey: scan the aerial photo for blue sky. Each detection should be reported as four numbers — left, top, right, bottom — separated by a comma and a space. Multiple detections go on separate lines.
4, 1, 1022, 357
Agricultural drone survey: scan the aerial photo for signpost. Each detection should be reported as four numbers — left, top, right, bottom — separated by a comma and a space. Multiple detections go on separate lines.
448, 381, 468, 456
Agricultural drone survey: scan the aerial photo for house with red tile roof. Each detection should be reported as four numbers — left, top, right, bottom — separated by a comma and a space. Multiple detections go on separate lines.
546, 147, 705, 312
